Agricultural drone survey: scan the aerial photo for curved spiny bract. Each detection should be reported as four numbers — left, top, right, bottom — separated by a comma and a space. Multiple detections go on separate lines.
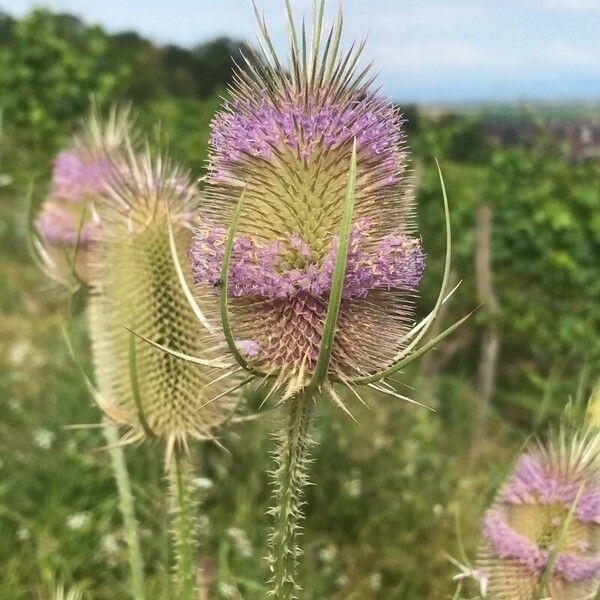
190, 1, 425, 403
35, 105, 135, 283
88, 147, 235, 464
477, 428, 600, 599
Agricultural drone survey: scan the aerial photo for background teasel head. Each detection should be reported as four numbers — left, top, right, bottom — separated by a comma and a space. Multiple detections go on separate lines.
34, 106, 133, 283
477, 428, 600, 599
188, 0, 445, 405
88, 142, 235, 463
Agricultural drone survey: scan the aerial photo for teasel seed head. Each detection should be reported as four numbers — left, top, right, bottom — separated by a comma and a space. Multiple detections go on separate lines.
88, 142, 235, 464
34, 105, 134, 283
477, 428, 600, 599
188, 1, 451, 406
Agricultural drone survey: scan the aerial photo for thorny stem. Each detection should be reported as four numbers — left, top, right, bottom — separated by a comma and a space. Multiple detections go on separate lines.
169, 448, 197, 600
103, 421, 146, 600
268, 394, 316, 599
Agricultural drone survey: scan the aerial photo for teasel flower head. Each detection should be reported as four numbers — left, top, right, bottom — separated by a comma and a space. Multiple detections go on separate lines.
189, 0, 461, 408
478, 428, 600, 599
33, 106, 133, 283
88, 142, 235, 464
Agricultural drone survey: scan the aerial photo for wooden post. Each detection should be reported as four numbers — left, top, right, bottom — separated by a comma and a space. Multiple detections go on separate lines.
472, 204, 500, 450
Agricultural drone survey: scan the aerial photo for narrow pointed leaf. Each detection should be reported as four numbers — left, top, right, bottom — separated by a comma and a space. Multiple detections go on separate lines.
166, 207, 214, 332
350, 162, 454, 384
220, 189, 262, 374
124, 326, 230, 369
25, 183, 74, 288
392, 159, 452, 361
128, 331, 153, 437
60, 324, 131, 425
65, 202, 88, 286
353, 309, 475, 385
531, 483, 584, 600
307, 141, 357, 393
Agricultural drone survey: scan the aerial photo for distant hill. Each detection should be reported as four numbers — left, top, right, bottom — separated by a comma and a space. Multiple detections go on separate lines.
421, 101, 600, 122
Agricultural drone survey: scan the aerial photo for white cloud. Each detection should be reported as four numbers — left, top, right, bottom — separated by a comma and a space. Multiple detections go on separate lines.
544, 43, 595, 65
377, 39, 599, 77
542, 0, 600, 12
378, 41, 493, 73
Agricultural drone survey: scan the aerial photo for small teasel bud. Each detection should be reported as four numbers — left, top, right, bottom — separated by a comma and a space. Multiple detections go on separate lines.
477, 428, 600, 599
88, 142, 235, 464
34, 105, 133, 283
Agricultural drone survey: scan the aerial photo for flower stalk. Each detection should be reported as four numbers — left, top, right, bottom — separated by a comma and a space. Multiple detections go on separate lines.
103, 421, 147, 600
168, 449, 198, 600
268, 394, 315, 599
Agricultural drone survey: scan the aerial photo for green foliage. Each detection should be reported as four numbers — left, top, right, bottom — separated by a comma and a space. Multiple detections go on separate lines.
146, 94, 224, 175
0, 10, 123, 151
417, 123, 600, 415
0, 8, 245, 166
488, 147, 600, 359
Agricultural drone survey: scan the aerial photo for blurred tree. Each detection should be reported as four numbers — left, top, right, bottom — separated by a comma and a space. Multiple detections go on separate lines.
0, 8, 249, 161
102, 31, 166, 103
0, 10, 14, 43
0, 10, 125, 153
162, 44, 198, 97
191, 37, 251, 98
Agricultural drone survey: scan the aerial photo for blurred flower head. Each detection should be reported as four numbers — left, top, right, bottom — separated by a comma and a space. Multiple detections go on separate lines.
190, 1, 424, 401
478, 428, 600, 599
88, 142, 235, 464
34, 105, 134, 283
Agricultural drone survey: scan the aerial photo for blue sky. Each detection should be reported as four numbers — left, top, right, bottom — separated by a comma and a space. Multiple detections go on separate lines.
4, 0, 600, 103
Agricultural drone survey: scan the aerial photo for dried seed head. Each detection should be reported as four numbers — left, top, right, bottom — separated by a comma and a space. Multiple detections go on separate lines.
190, 2, 424, 400
35, 106, 133, 282
88, 145, 235, 462
477, 429, 600, 599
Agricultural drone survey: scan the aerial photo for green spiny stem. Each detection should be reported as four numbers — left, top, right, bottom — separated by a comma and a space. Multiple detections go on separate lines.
169, 448, 198, 600
103, 421, 146, 600
268, 394, 316, 599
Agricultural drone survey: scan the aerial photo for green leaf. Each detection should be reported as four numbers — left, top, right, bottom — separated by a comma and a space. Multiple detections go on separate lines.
64, 201, 88, 287
307, 140, 357, 393
166, 206, 214, 332
350, 159, 455, 385
353, 309, 475, 385
531, 483, 584, 600
128, 330, 153, 438
123, 326, 229, 369
220, 188, 261, 375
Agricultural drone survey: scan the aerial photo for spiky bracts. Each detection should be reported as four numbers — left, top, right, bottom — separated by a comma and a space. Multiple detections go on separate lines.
35, 106, 133, 282
267, 397, 315, 598
88, 146, 235, 463
477, 429, 600, 599
189, 1, 424, 402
